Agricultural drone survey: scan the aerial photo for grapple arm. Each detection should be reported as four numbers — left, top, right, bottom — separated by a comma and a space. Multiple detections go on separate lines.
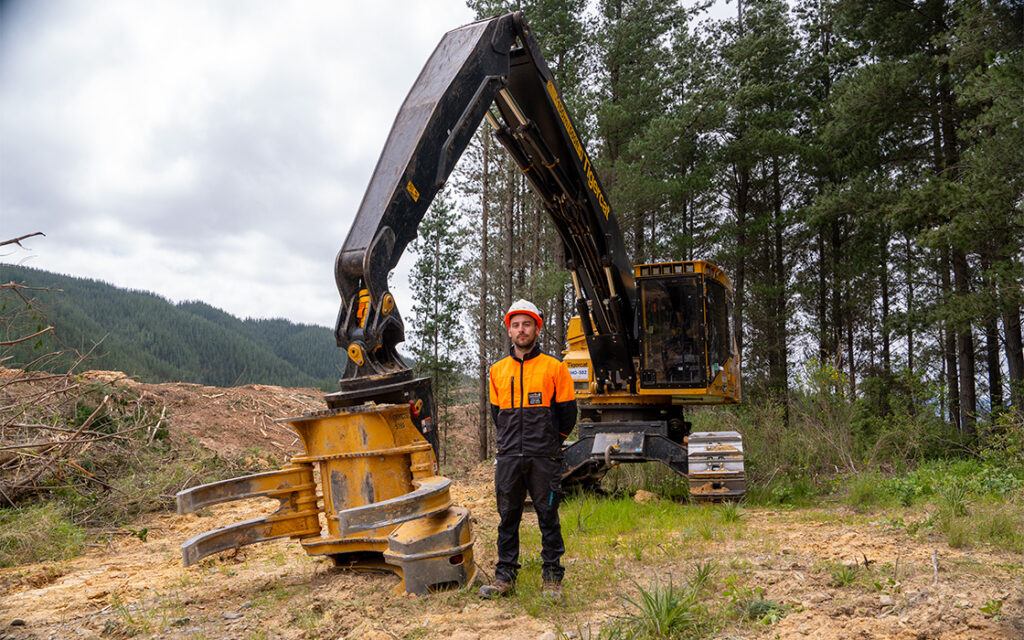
334, 14, 519, 379
335, 12, 638, 392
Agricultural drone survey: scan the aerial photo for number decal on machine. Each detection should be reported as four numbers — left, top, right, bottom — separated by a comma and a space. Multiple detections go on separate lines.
568, 365, 589, 381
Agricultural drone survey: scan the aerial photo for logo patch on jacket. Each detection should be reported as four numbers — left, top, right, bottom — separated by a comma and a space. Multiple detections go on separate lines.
528, 392, 543, 405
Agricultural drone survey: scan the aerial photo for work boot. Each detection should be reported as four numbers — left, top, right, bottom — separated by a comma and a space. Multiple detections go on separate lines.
542, 580, 563, 602
478, 578, 514, 599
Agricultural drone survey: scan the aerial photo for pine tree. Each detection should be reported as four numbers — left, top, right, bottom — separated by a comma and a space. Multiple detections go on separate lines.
409, 192, 467, 463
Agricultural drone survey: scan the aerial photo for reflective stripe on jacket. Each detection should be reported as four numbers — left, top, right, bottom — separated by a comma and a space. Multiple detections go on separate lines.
489, 344, 577, 457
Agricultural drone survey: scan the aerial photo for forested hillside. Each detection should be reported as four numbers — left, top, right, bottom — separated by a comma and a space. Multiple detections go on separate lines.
407, 0, 1022, 461
0, 265, 346, 389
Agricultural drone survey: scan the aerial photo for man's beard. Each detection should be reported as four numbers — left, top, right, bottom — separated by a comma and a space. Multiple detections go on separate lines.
514, 335, 536, 351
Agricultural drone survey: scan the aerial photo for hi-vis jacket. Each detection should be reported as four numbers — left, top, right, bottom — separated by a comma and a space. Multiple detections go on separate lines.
489, 344, 578, 457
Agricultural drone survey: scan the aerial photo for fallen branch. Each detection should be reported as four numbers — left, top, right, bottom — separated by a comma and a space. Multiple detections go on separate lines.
146, 406, 167, 445
20, 395, 109, 487
0, 231, 45, 248
0, 326, 54, 347
5, 423, 129, 440
0, 437, 121, 452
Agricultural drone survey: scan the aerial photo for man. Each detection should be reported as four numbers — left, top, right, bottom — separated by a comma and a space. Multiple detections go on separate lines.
479, 299, 577, 601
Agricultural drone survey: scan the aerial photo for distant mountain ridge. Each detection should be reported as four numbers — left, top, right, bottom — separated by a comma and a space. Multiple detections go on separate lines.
0, 265, 346, 390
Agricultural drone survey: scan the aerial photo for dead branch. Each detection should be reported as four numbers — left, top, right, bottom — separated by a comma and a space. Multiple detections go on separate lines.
5, 423, 130, 440
0, 232, 45, 248
146, 406, 167, 445
61, 460, 128, 495
0, 282, 60, 293
0, 432, 135, 451
19, 395, 109, 486
0, 372, 78, 386
0, 326, 55, 347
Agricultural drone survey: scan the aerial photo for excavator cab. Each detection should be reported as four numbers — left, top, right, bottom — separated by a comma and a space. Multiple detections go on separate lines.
562, 259, 743, 498
635, 261, 740, 402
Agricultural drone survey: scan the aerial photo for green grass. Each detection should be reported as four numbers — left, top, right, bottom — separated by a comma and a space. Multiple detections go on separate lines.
564, 495, 712, 539
744, 474, 819, 506
886, 459, 1022, 507
828, 563, 860, 587
863, 459, 1024, 553
0, 502, 85, 567
934, 501, 1024, 552
846, 472, 893, 509
616, 568, 715, 639
488, 495, 746, 622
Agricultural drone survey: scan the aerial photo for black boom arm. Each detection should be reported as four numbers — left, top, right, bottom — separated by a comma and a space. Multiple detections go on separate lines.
335, 12, 637, 391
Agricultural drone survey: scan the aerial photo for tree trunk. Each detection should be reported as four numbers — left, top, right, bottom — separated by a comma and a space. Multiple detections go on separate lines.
555, 236, 566, 354
731, 0, 747, 360
433, 232, 444, 465
503, 159, 514, 338
477, 132, 491, 461
771, 155, 787, 401
980, 255, 1003, 413
818, 231, 828, 361
846, 306, 856, 398
733, 164, 749, 359
905, 235, 914, 372
1002, 302, 1024, 410
985, 315, 1002, 412
531, 201, 541, 300
940, 252, 960, 431
881, 257, 890, 374
952, 248, 976, 440
830, 219, 842, 369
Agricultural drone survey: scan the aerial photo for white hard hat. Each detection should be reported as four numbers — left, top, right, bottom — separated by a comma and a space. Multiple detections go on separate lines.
504, 299, 543, 328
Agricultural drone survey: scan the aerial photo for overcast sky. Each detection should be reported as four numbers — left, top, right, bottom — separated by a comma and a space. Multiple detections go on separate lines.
1, 0, 478, 327
1, 1, 734, 330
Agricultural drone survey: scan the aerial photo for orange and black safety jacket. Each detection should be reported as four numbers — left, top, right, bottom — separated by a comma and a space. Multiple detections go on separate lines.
489, 344, 577, 457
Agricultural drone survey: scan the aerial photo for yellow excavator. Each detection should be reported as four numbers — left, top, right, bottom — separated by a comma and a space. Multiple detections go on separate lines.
176, 12, 744, 595
331, 11, 745, 497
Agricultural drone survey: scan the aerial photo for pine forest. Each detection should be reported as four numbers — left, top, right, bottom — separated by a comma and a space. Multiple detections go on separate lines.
408, 0, 1023, 472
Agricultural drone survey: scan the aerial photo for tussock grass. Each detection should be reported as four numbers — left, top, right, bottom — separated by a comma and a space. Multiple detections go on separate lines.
828, 563, 860, 587
0, 502, 84, 567
591, 563, 717, 640
715, 502, 743, 523
845, 471, 893, 509
934, 500, 1024, 553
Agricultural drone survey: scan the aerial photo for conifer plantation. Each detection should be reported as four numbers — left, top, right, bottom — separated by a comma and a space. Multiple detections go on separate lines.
410, 0, 1022, 472
0, 265, 345, 390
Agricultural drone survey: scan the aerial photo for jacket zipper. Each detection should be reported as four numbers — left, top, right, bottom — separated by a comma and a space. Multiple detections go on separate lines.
519, 358, 525, 455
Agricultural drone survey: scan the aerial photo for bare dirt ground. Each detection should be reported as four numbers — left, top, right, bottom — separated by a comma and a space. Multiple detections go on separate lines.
1, 375, 1021, 640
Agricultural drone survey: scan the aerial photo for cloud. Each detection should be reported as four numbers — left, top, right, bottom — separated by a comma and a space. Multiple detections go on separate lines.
1, 0, 475, 326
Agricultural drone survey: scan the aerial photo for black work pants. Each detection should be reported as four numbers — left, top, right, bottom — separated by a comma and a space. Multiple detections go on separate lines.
494, 455, 565, 583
